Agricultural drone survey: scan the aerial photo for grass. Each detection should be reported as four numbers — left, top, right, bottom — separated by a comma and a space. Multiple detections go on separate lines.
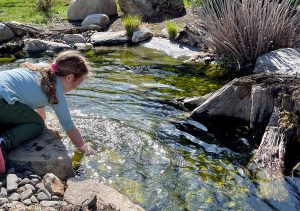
165, 20, 178, 39
0, 0, 69, 25
122, 15, 142, 37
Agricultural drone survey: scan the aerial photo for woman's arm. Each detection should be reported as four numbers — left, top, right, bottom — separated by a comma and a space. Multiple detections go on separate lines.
35, 108, 46, 121
66, 126, 95, 155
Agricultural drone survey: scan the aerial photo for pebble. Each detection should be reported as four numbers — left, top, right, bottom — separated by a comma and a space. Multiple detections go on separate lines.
37, 188, 51, 199
0, 187, 7, 197
51, 195, 63, 201
7, 174, 18, 193
17, 186, 26, 193
29, 175, 41, 180
31, 195, 39, 203
31, 178, 40, 184
23, 171, 33, 178
35, 182, 45, 191
0, 198, 8, 205
18, 178, 30, 187
7, 192, 20, 201
37, 192, 50, 201
22, 198, 32, 206
20, 189, 33, 201
40, 200, 59, 207
25, 184, 35, 192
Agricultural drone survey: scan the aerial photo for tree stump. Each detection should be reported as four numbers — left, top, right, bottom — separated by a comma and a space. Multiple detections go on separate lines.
191, 73, 300, 172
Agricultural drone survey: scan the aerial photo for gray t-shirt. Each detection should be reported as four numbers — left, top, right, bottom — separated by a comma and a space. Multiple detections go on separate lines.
0, 67, 74, 132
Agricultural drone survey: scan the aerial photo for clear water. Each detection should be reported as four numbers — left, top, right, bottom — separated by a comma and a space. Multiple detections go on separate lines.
2, 46, 300, 210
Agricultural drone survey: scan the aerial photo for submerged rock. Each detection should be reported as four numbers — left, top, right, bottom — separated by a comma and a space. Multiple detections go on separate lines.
64, 177, 145, 211
6, 129, 74, 180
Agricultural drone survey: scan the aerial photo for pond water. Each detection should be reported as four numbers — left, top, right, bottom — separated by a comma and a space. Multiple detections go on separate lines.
1, 46, 300, 210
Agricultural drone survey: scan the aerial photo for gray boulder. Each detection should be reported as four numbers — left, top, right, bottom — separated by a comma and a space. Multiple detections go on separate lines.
82, 14, 110, 27
91, 31, 129, 45
64, 177, 144, 211
132, 28, 153, 43
23, 39, 71, 54
67, 0, 117, 21
63, 34, 86, 43
118, 0, 184, 20
6, 130, 74, 180
75, 43, 93, 51
0, 23, 15, 43
254, 48, 300, 76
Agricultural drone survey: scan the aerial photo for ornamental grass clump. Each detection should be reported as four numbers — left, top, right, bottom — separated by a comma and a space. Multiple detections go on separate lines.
37, 0, 54, 12
122, 15, 142, 37
165, 20, 178, 39
194, 0, 300, 68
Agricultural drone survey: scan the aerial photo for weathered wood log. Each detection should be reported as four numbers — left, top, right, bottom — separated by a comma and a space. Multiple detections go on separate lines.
190, 73, 300, 172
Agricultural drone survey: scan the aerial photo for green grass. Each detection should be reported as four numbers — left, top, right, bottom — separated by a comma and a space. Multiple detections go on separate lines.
165, 20, 178, 39
122, 15, 142, 37
0, 0, 69, 25
183, 0, 192, 8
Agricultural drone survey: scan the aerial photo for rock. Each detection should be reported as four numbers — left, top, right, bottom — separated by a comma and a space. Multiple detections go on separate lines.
0, 198, 8, 205
118, 0, 184, 20
51, 195, 63, 201
82, 14, 110, 27
23, 39, 71, 54
35, 182, 45, 191
175, 93, 213, 110
8, 192, 20, 201
0, 187, 7, 198
43, 173, 64, 196
23, 171, 33, 178
17, 186, 26, 194
6, 130, 74, 180
91, 31, 129, 45
25, 184, 36, 192
75, 43, 93, 51
37, 192, 50, 201
31, 178, 40, 184
5, 201, 26, 210
20, 189, 33, 201
18, 178, 31, 187
140, 37, 199, 58
23, 198, 32, 206
40, 200, 59, 207
67, 0, 117, 20
132, 29, 153, 43
28, 175, 42, 180
0, 23, 15, 43
63, 34, 86, 44
254, 48, 300, 76
64, 177, 144, 211
161, 28, 169, 38
31, 195, 39, 203
37, 188, 52, 200
7, 174, 19, 194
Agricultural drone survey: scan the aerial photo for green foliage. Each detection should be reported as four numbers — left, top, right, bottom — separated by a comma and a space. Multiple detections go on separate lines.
122, 15, 142, 37
165, 20, 179, 39
36, 0, 54, 12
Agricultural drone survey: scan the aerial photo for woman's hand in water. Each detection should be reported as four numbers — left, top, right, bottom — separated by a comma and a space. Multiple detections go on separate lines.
77, 143, 96, 156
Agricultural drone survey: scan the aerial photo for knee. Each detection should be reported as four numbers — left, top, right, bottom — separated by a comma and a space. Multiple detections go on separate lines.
32, 121, 45, 137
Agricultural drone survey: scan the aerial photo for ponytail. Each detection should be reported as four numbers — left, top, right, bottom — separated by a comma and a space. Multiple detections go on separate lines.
20, 50, 89, 104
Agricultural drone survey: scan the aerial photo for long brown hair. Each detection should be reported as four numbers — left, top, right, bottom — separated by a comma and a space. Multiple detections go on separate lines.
21, 50, 89, 104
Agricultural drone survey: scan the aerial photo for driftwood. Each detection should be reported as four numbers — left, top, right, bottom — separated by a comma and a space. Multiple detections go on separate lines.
190, 73, 300, 172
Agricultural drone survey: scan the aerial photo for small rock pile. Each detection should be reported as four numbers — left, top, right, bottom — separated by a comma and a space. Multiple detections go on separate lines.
0, 169, 68, 210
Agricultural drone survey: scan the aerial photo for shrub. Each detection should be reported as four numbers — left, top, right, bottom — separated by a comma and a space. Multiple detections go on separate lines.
36, 0, 53, 12
165, 20, 178, 39
122, 15, 142, 37
194, 0, 300, 68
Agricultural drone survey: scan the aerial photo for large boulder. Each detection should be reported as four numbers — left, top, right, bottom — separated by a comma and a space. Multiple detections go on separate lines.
67, 0, 117, 21
118, 0, 185, 20
254, 48, 300, 76
64, 178, 144, 211
23, 39, 71, 54
6, 130, 74, 180
0, 23, 15, 43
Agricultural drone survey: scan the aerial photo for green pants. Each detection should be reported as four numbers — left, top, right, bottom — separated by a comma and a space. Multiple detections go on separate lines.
0, 98, 45, 151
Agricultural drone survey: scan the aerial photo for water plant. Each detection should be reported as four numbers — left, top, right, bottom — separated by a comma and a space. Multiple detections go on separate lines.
193, 0, 300, 68
165, 20, 179, 39
122, 15, 142, 37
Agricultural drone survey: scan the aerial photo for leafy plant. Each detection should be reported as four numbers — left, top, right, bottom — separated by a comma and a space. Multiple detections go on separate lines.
122, 15, 142, 37
193, 0, 300, 68
165, 20, 179, 39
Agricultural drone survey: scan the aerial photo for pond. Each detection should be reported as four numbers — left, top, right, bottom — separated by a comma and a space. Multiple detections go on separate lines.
1, 46, 300, 210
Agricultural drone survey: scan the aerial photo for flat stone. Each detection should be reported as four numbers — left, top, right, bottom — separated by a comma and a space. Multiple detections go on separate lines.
75, 43, 93, 51
8, 192, 20, 201
6, 130, 74, 180
29, 175, 42, 180
18, 178, 31, 187
23, 39, 71, 54
7, 174, 19, 193
91, 31, 129, 45
64, 177, 144, 211
20, 189, 33, 201
25, 184, 36, 192
63, 34, 86, 44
